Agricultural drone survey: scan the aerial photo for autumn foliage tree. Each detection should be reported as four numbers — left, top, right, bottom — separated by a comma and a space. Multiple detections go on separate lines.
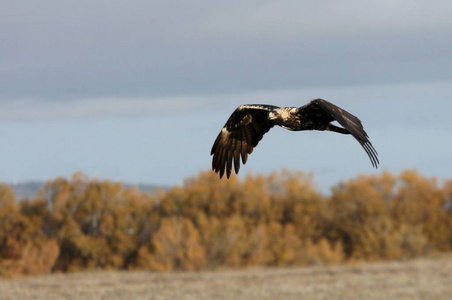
0, 169, 451, 277
0, 184, 59, 277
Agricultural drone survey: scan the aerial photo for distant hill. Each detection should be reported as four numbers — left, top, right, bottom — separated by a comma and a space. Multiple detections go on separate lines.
4, 181, 168, 201
9, 181, 44, 200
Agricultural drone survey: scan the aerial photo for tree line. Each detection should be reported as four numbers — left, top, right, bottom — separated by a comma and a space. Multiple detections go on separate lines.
0, 169, 451, 277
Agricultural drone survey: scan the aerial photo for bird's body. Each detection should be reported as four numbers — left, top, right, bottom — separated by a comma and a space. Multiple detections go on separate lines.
211, 98, 379, 178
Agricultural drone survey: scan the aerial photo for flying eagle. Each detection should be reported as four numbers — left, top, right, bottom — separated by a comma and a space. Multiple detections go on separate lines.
211, 98, 379, 178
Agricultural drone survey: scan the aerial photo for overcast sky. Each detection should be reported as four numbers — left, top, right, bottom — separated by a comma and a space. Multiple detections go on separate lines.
1, 1, 452, 191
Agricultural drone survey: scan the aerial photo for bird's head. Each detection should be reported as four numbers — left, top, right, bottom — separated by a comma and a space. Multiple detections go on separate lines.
268, 111, 278, 120
268, 108, 291, 120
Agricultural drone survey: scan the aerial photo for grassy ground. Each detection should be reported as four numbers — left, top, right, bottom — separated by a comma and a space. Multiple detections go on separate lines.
1, 255, 452, 300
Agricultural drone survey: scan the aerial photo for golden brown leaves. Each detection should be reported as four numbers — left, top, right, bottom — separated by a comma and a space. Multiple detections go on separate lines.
0, 169, 452, 277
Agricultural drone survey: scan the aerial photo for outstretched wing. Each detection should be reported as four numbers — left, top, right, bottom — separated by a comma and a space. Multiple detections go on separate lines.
301, 98, 379, 168
211, 105, 278, 178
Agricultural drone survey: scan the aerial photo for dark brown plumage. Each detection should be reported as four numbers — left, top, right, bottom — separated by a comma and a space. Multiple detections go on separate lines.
211, 98, 379, 178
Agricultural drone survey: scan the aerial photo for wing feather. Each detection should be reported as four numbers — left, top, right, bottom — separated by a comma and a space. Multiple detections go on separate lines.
211, 105, 277, 178
233, 130, 242, 174
308, 98, 379, 168
241, 141, 248, 164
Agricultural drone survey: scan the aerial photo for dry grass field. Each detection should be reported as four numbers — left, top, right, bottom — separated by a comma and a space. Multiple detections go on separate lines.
1, 255, 452, 300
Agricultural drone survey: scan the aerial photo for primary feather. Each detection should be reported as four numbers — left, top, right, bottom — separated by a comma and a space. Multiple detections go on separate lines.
211, 99, 379, 178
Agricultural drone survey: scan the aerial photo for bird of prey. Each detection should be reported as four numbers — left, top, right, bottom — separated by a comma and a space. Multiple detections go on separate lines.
211, 98, 379, 178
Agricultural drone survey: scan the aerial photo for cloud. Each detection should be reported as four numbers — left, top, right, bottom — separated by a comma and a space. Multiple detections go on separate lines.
5, 1, 452, 44
2, 80, 451, 121
0, 96, 210, 121
2, 1, 452, 101
179, 1, 452, 41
